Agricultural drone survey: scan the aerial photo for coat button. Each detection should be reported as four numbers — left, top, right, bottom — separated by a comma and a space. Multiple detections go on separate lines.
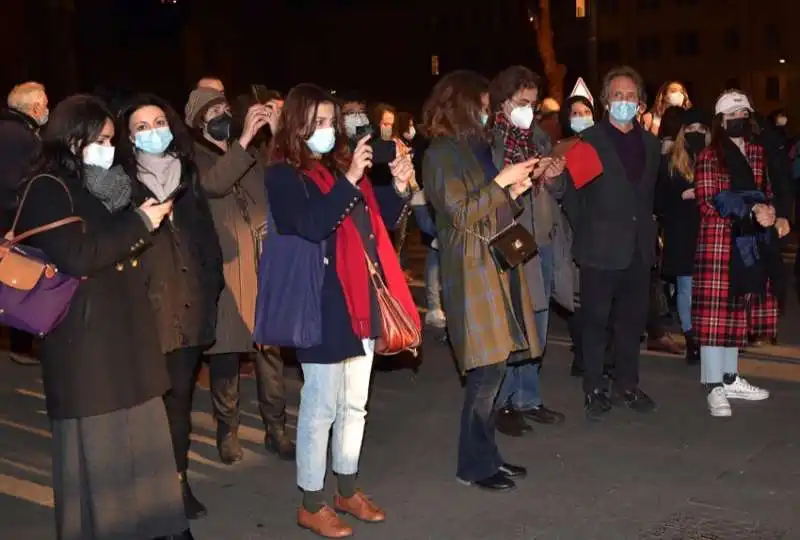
369, 234, 375, 240
116, 263, 124, 271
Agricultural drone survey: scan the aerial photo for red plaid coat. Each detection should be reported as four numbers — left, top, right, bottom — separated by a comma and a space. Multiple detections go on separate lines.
692, 142, 779, 347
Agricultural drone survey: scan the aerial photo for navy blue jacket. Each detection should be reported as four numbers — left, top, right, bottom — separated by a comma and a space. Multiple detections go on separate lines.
265, 163, 409, 363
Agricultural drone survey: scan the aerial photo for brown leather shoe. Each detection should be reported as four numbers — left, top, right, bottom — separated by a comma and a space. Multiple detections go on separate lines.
297, 505, 353, 538
334, 491, 386, 523
647, 334, 685, 355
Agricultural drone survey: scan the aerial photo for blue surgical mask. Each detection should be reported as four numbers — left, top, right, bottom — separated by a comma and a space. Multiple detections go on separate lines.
306, 127, 336, 155
134, 127, 174, 154
608, 101, 639, 124
480, 113, 489, 126
570, 116, 594, 134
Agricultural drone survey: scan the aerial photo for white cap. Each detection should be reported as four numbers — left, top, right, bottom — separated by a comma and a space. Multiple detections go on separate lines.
715, 91, 753, 115
569, 77, 595, 107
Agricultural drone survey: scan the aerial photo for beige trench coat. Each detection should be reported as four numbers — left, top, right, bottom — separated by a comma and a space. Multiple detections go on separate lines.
194, 141, 266, 355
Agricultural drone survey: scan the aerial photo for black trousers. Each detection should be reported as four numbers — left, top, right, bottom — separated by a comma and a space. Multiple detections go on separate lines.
208, 346, 286, 437
579, 254, 650, 394
163, 346, 205, 473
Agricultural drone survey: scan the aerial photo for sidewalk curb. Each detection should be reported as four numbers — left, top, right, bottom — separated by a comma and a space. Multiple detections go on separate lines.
547, 336, 800, 383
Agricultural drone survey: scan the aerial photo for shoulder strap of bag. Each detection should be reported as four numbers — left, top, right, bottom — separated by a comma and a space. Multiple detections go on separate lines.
5, 174, 83, 245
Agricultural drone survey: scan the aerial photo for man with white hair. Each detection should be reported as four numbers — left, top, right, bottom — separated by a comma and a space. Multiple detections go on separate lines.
0, 81, 49, 366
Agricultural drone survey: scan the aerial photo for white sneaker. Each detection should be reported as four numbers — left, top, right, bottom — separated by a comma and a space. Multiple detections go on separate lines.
707, 387, 732, 417
723, 376, 770, 401
425, 309, 447, 329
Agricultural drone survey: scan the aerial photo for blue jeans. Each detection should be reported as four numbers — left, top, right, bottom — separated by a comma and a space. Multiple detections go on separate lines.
676, 275, 692, 333
700, 346, 738, 384
457, 362, 505, 482
424, 247, 443, 312
296, 339, 374, 491
495, 243, 555, 410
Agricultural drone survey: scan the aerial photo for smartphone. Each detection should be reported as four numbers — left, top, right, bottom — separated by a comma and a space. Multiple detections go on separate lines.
369, 138, 397, 165
355, 124, 373, 139
161, 182, 188, 203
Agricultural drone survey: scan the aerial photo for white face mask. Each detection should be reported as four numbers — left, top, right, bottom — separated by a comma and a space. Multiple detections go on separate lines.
306, 127, 336, 155
776, 116, 788, 127
666, 92, 685, 107
380, 126, 393, 140
405, 126, 416, 140
83, 143, 115, 170
343, 113, 369, 138
509, 105, 534, 130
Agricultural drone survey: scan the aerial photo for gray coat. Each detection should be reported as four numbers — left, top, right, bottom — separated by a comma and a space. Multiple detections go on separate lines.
490, 126, 576, 313
194, 141, 267, 355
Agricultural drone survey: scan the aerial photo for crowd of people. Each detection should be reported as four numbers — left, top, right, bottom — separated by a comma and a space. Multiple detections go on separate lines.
0, 63, 796, 539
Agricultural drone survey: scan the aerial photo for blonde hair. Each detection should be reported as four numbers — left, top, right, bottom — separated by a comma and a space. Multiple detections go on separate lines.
7, 81, 46, 112
668, 128, 695, 182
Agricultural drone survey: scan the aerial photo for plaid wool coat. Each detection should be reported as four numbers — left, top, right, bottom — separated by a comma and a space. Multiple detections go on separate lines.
692, 142, 779, 347
423, 137, 542, 373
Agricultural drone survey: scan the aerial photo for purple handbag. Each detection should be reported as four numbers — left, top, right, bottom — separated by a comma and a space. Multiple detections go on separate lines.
0, 174, 83, 336
253, 204, 325, 349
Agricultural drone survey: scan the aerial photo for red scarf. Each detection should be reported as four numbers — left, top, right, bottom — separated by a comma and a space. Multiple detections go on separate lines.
303, 162, 421, 339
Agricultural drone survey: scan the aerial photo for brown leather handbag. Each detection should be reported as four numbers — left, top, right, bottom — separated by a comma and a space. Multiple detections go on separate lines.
363, 252, 422, 356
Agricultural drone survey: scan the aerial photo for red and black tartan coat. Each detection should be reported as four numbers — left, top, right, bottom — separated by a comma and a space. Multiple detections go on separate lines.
691, 142, 779, 347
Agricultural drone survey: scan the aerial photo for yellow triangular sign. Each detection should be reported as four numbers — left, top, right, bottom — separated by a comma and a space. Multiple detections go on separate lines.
569, 77, 594, 107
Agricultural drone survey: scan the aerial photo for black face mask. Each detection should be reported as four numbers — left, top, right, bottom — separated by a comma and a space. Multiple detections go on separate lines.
206, 113, 232, 142
724, 118, 750, 139
684, 132, 707, 154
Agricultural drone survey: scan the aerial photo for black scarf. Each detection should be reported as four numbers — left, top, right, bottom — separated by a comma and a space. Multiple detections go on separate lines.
722, 139, 780, 297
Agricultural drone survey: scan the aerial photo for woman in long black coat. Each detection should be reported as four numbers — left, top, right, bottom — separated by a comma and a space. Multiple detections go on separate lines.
13, 95, 192, 539
117, 94, 224, 520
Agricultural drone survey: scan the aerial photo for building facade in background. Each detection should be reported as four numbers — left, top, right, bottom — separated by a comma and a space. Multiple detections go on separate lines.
595, 0, 797, 117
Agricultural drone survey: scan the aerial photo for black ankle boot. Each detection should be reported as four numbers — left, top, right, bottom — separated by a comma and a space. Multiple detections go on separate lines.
684, 332, 700, 365
265, 424, 296, 461
179, 473, 207, 520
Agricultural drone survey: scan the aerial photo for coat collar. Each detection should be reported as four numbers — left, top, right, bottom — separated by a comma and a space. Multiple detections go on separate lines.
0, 107, 39, 133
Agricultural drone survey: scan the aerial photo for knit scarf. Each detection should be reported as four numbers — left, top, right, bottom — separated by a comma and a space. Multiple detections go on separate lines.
83, 165, 133, 213
302, 162, 420, 338
136, 152, 181, 201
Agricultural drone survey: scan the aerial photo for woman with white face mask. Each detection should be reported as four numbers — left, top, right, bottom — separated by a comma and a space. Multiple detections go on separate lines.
642, 81, 692, 135
262, 83, 418, 538
13, 95, 191, 539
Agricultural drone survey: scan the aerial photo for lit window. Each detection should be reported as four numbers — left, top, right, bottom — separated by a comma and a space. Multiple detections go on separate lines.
431, 55, 439, 76
576, 0, 586, 18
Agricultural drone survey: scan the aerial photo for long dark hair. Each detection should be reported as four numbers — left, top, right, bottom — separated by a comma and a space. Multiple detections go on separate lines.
115, 93, 195, 181
32, 94, 114, 184
268, 83, 350, 173
422, 70, 489, 141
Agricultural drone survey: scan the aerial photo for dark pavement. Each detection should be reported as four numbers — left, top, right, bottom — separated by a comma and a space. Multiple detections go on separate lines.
1, 234, 800, 539
2, 324, 799, 539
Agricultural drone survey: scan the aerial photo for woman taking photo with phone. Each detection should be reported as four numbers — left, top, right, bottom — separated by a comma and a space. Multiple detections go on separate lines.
263, 83, 417, 538
422, 70, 550, 492
13, 94, 192, 539
117, 94, 224, 520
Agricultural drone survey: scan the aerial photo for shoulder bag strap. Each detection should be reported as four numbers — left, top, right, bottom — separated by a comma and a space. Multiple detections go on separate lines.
5, 173, 82, 244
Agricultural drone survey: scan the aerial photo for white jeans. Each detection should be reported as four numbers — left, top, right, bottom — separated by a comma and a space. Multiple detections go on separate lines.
700, 346, 739, 384
296, 339, 374, 492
